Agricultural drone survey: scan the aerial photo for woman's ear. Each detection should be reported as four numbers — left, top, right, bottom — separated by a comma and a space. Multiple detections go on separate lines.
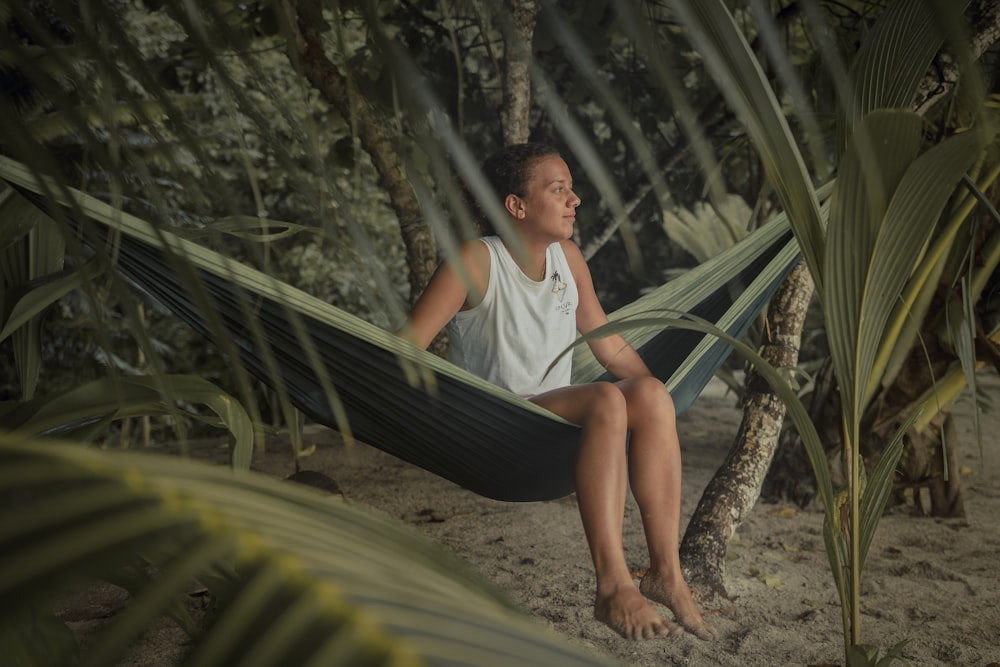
504, 193, 526, 219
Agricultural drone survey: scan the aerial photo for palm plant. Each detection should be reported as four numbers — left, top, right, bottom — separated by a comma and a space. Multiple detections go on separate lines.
0, 0, 258, 455
2, 1, 999, 666
650, 0, 999, 662
0, 3, 620, 663
0, 434, 616, 667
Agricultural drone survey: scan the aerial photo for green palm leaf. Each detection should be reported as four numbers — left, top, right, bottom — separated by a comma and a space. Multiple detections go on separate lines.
839, 0, 966, 150
668, 0, 826, 291
876, 193, 972, 392
0, 375, 254, 468
0, 187, 41, 251
822, 109, 925, 426
0, 261, 91, 344
824, 116, 989, 423
0, 436, 616, 667
1, 201, 65, 400
858, 126, 990, 395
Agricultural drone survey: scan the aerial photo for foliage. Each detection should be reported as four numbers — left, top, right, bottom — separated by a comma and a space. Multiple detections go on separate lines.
1, 0, 412, 425
0, 435, 615, 666
0, 374, 255, 468
662, 0, 999, 662
2, 0, 999, 665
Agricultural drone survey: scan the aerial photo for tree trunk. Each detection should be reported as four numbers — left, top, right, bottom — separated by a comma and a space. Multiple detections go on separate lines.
680, 261, 813, 600
499, 0, 538, 145
912, 0, 1000, 116
281, 0, 437, 305
681, 0, 1000, 596
496, 0, 538, 146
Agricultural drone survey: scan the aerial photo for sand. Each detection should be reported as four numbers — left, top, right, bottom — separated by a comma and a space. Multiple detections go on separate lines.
61, 378, 1000, 666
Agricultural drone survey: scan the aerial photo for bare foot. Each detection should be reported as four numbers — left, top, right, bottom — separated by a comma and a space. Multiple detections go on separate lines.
594, 582, 681, 640
639, 571, 718, 641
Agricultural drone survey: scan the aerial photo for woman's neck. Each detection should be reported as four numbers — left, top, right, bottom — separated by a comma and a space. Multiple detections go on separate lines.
502, 238, 549, 281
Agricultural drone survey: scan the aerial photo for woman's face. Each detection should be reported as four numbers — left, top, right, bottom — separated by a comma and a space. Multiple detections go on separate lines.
506, 156, 581, 243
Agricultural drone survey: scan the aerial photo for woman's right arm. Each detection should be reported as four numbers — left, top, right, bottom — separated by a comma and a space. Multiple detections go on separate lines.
399, 240, 489, 350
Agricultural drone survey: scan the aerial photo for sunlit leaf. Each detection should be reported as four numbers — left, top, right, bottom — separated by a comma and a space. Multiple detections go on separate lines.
822, 109, 924, 426
858, 126, 992, 409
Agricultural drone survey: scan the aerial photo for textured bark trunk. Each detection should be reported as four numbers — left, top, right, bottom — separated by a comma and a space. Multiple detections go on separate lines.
282, 0, 438, 306
680, 261, 813, 599
682, 0, 1000, 597
500, 0, 538, 145
912, 0, 1000, 115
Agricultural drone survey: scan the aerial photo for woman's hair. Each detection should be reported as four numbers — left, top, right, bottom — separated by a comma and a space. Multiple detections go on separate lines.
466, 143, 561, 236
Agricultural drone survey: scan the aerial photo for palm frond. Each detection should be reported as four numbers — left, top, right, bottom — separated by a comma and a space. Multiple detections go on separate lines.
0, 436, 616, 667
667, 0, 827, 292
0, 375, 254, 468
839, 0, 964, 150
1, 197, 64, 399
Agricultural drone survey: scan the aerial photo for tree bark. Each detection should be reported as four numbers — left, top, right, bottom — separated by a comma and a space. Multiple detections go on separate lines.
680, 261, 813, 599
912, 0, 1000, 115
499, 0, 538, 145
281, 0, 437, 305
681, 0, 1000, 596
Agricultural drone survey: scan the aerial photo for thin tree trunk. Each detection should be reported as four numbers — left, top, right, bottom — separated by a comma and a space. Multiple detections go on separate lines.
680, 0, 1000, 597
680, 261, 813, 599
500, 0, 538, 146
281, 0, 437, 304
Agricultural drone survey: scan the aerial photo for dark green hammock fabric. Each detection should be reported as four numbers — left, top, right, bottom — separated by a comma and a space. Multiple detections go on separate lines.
4, 161, 799, 501
117, 230, 793, 502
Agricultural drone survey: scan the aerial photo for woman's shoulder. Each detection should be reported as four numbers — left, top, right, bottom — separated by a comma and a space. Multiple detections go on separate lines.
556, 239, 593, 288
452, 238, 492, 308
457, 237, 492, 267
556, 238, 586, 265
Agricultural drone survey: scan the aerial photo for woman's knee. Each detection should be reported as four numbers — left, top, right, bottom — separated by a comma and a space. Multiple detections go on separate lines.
531, 381, 627, 428
622, 376, 675, 421
583, 381, 629, 425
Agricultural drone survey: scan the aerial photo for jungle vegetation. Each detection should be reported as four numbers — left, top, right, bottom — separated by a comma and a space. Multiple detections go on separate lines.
2, 1, 999, 665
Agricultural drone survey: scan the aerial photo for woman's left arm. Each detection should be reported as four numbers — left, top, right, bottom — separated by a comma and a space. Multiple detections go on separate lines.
561, 240, 652, 379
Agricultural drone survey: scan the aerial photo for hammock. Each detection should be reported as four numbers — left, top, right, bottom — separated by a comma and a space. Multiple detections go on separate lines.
2, 157, 800, 501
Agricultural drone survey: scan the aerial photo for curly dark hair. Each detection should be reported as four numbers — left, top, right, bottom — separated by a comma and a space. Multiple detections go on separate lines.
467, 143, 562, 236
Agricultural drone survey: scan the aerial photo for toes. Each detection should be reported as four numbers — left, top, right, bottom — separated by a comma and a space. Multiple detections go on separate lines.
651, 621, 673, 640
636, 620, 673, 640
688, 621, 718, 641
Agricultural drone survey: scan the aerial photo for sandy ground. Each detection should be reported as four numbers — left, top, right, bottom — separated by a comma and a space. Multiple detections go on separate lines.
61, 378, 1000, 666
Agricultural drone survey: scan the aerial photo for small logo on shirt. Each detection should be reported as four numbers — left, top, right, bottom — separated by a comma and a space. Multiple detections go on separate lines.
550, 271, 567, 301
551, 270, 574, 314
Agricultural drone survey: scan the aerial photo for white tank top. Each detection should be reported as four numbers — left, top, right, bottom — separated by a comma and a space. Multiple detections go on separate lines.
447, 236, 579, 396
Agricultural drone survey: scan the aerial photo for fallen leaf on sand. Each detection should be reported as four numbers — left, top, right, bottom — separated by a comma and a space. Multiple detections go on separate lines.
769, 506, 798, 518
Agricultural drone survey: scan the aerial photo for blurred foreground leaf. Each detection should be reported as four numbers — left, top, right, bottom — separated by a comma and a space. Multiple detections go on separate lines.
0, 436, 617, 667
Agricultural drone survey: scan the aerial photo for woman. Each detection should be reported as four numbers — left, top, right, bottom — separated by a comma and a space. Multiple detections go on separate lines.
403, 143, 716, 642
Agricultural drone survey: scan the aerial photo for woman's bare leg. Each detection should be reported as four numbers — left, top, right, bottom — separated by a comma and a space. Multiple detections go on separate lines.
531, 382, 676, 640
616, 376, 717, 640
